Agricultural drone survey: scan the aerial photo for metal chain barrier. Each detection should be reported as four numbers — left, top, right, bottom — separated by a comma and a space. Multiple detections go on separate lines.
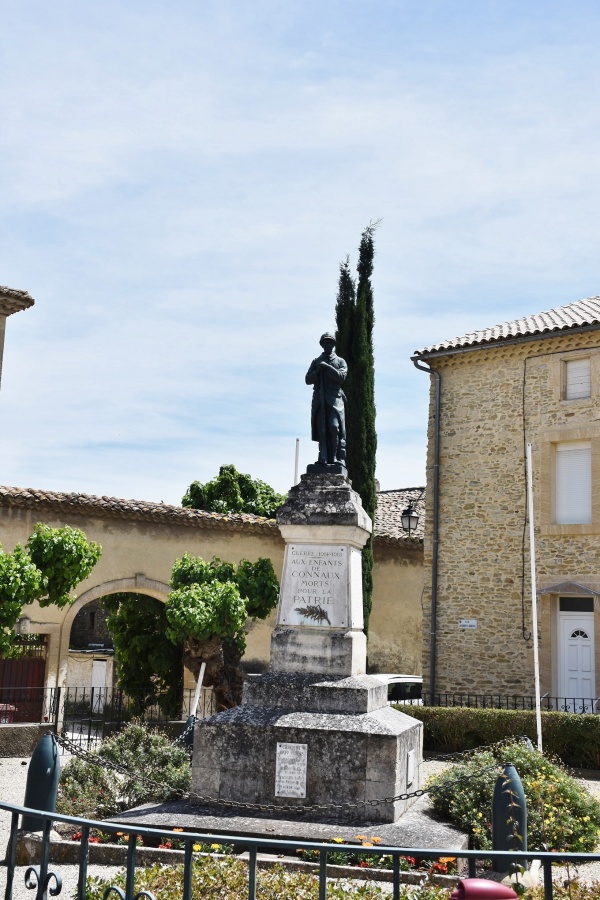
171, 717, 197, 748
54, 730, 507, 816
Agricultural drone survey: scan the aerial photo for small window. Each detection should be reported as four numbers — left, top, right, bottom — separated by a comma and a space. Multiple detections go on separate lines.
559, 597, 594, 612
565, 358, 590, 400
555, 441, 592, 524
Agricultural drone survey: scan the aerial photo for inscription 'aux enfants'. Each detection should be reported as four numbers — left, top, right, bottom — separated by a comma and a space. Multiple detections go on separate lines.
278, 544, 350, 628
290, 548, 343, 605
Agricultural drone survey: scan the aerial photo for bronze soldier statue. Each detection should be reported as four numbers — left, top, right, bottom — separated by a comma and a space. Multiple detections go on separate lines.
305, 332, 348, 466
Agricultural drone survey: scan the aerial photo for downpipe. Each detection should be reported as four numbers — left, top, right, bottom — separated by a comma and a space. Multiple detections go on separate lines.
411, 356, 440, 700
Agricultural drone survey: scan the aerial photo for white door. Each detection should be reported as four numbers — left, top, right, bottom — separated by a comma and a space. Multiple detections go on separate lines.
558, 613, 595, 712
91, 659, 107, 713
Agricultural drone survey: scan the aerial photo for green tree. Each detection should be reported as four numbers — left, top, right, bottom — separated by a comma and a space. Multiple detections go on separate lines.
182, 464, 285, 518
102, 593, 184, 718
335, 224, 378, 633
103, 555, 279, 713
0, 524, 101, 656
167, 555, 279, 710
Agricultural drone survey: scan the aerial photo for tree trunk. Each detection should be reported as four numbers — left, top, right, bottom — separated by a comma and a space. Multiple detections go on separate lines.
182, 634, 244, 710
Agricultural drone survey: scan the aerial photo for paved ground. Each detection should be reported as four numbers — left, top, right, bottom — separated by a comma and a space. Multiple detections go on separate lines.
1, 752, 600, 897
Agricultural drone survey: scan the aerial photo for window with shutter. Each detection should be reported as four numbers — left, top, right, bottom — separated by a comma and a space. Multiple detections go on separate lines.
555, 441, 592, 524
565, 358, 590, 400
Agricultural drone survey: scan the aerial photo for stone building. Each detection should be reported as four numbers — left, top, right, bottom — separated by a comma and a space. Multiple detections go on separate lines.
413, 296, 600, 708
0, 483, 424, 705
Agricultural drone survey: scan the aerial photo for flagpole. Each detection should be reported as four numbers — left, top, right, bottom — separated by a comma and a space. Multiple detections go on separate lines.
526, 442, 543, 753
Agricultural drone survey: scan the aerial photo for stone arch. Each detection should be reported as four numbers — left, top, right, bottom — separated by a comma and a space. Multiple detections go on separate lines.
56, 576, 170, 688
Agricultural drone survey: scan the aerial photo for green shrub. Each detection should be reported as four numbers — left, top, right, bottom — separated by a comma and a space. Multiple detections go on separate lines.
398, 706, 600, 769
57, 757, 119, 820
96, 722, 191, 809
427, 742, 600, 851
57, 722, 191, 818
79, 860, 600, 900
83, 857, 392, 899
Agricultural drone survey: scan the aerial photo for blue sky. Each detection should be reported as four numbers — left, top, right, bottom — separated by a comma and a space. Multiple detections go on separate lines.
3, 1, 600, 504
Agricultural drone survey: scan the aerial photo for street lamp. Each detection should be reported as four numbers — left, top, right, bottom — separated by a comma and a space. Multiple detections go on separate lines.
401, 499, 419, 535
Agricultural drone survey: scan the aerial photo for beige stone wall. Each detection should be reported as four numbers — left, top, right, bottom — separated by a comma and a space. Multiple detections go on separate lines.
422, 330, 600, 698
0, 500, 423, 689
0, 503, 284, 689
369, 542, 423, 675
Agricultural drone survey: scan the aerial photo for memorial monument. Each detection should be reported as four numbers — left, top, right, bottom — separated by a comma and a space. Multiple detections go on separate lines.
191, 334, 423, 825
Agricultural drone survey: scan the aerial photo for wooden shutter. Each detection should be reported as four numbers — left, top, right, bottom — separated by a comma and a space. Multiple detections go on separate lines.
565, 358, 591, 400
556, 441, 592, 524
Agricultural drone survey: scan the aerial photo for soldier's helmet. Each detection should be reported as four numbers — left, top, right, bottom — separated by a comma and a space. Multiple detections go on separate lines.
319, 332, 336, 347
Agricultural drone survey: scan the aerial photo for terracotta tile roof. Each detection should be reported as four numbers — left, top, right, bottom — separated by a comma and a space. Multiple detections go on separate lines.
414, 295, 600, 356
0, 484, 424, 545
375, 487, 425, 542
0, 286, 35, 316
0, 485, 279, 536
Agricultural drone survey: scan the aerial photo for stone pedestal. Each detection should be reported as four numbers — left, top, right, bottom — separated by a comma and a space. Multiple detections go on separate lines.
271, 473, 370, 675
191, 472, 423, 825
192, 673, 423, 825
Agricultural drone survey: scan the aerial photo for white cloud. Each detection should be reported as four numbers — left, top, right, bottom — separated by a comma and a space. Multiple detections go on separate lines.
3, 2, 600, 503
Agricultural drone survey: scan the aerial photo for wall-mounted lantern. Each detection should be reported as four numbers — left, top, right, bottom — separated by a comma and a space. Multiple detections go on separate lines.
401, 499, 419, 535
16, 615, 31, 635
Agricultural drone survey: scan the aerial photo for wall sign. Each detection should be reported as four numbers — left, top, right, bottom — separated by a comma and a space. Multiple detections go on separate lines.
458, 619, 478, 629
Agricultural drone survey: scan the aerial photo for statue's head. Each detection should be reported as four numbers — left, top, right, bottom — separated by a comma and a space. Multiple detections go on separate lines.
319, 332, 336, 350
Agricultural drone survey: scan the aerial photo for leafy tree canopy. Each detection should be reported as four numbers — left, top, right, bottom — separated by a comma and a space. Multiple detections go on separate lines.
167, 554, 279, 659
0, 524, 101, 656
182, 464, 285, 518
103, 555, 279, 712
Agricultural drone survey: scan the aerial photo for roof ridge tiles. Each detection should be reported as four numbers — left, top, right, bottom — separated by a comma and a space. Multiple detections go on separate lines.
415, 295, 600, 356
0, 484, 423, 544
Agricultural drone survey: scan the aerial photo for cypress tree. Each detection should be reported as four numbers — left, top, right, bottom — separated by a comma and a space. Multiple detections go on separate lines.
335, 225, 377, 634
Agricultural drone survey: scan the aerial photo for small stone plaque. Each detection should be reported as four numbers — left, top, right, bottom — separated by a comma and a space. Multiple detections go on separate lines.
277, 544, 349, 628
275, 742, 307, 798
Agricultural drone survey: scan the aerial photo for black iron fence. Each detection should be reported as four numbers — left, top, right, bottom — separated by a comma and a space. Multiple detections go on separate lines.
0, 685, 217, 747
2, 799, 599, 900
420, 692, 600, 713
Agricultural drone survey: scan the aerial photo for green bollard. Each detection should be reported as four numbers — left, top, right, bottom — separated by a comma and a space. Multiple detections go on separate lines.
21, 733, 60, 832
183, 715, 197, 749
492, 763, 527, 873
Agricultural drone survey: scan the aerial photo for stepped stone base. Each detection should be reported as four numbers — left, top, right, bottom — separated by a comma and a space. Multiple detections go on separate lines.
192, 674, 423, 825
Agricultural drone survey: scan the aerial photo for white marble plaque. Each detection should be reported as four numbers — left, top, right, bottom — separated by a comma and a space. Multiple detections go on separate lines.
277, 544, 348, 628
275, 742, 308, 798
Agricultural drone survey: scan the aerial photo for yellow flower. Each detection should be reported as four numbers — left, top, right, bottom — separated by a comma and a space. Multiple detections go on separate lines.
332, 838, 344, 844
211, 843, 220, 850
193, 844, 201, 852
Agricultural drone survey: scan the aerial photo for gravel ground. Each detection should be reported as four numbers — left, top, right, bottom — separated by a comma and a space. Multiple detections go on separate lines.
1, 753, 600, 897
